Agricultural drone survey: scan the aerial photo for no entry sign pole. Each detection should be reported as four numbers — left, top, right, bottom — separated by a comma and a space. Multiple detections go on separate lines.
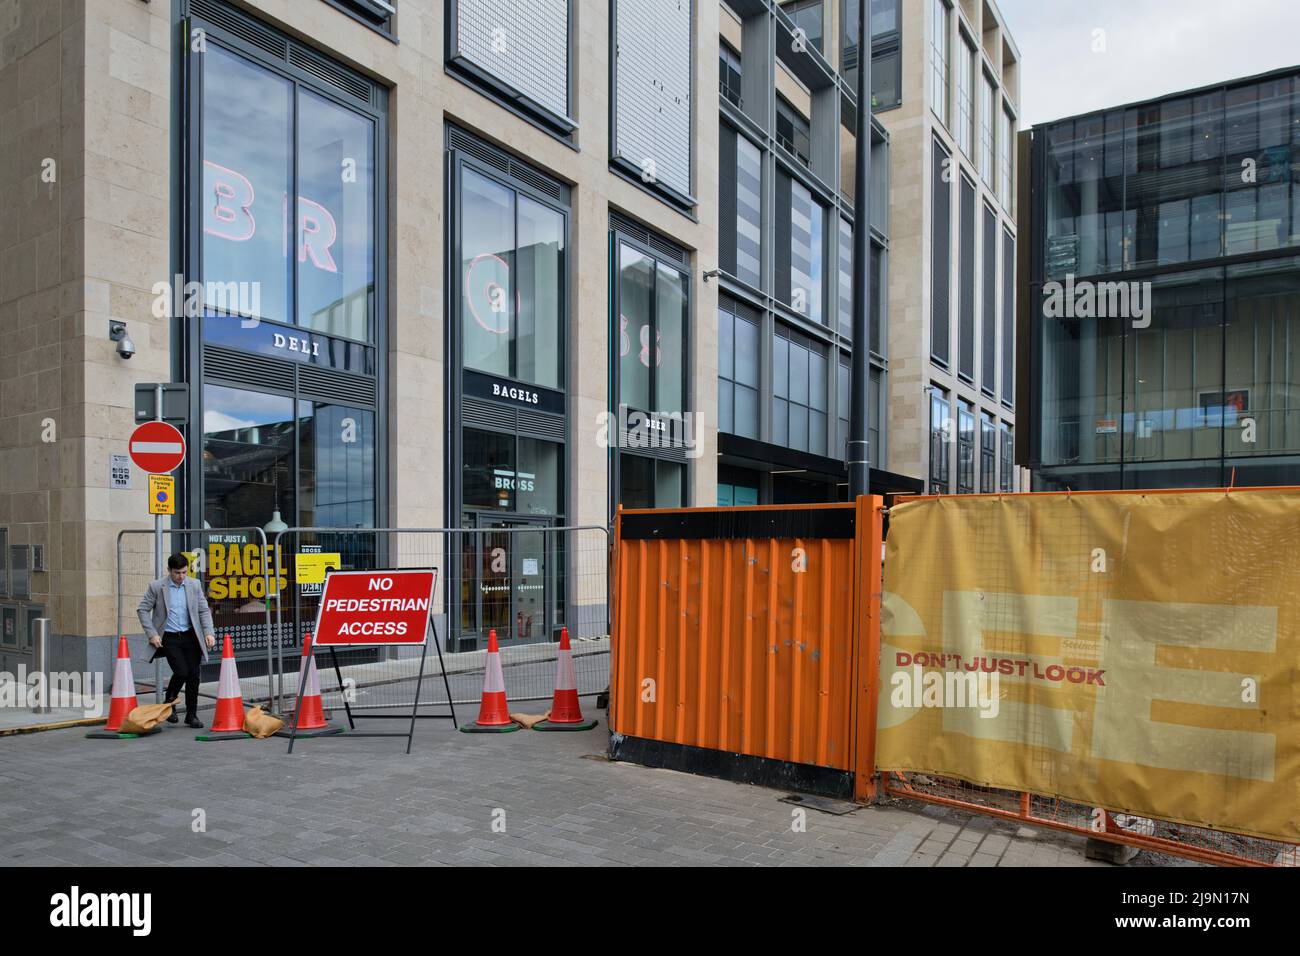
129, 405, 187, 701
152, 384, 163, 702
154, 385, 161, 700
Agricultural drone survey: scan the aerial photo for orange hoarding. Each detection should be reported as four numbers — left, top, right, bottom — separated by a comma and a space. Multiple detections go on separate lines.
610, 502, 881, 778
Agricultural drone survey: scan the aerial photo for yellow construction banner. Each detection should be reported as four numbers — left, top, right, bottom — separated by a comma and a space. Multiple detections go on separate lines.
878, 489, 1300, 843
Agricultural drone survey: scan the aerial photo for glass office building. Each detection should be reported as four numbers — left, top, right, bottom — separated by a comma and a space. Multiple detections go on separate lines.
1024, 68, 1300, 489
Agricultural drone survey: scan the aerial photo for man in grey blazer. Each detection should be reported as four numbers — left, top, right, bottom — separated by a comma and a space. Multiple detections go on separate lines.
137, 553, 216, 728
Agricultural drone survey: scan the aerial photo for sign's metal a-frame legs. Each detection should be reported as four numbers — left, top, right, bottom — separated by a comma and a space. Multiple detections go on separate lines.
286, 613, 458, 755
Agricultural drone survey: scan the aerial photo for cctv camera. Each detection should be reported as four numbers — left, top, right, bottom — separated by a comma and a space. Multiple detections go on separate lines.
108, 320, 136, 360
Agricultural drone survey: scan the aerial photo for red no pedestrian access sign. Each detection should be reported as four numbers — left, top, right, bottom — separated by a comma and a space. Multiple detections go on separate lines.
312, 569, 436, 646
128, 420, 186, 474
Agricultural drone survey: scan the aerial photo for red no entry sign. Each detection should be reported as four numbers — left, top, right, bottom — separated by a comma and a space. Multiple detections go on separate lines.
128, 421, 186, 474
313, 569, 436, 646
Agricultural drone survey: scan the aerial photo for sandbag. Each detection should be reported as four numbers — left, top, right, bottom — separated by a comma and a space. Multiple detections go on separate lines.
509, 711, 551, 729
243, 705, 284, 739
120, 699, 179, 734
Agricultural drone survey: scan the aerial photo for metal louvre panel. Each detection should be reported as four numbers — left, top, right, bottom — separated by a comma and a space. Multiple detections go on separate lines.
298, 365, 376, 407
288, 44, 371, 104
618, 426, 689, 463
190, 0, 288, 59
614, 0, 692, 197
1002, 230, 1015, 402
463, 397, 516, 432
719, 125, 738, 275
959, 177, 975, 379
448, 125, 569, 202
448, 125, 509, 174
982, 204, 997, 394
647, 231, 690, 266
931, 138, 951, 364
203, 345, 293, 390
509, 161, 565, 202
516, 409, 566, 442
454, 0, 569, 119
775, 171, 792, 304
191, 0, 379, 109
610, 210, 688, 265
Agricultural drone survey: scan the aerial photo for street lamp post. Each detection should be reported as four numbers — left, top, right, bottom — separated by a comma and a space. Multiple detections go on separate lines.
848, 1, 873, 498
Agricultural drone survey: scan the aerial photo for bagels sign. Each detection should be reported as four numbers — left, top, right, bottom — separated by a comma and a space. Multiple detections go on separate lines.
312, 569, 436, 646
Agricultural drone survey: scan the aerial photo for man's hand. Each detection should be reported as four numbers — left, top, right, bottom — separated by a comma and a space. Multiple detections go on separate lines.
149, 634, 162, 649
205, 633, 216, 651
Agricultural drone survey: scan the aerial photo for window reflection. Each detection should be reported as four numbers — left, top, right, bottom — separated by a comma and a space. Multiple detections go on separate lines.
461, 167, 563, 388
1043, 77, 1300, 278
201, 46, 292, 326
200, 46, 376, 342
202, 385, 296, 530
298, 401, 375, 529
297, 90, 375, 341
618, 245, 653, 411
777, 171, 825, 324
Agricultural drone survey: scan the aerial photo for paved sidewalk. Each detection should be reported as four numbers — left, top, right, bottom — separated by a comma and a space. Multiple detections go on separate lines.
0, 714, 1128, 867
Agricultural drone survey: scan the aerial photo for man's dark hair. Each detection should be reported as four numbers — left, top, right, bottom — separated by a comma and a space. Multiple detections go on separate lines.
167, 553, 189, 571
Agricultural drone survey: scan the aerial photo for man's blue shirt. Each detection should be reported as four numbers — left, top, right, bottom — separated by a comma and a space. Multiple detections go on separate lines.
164, 579, 191, 633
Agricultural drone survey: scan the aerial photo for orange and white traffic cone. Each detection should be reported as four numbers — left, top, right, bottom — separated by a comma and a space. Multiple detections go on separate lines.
460, 629, 519, 733
87, 636, 149, 738
197, 635, 249, 740
278, 633, 342, 738
105, 636, 138, 731
535, 628, 596, 731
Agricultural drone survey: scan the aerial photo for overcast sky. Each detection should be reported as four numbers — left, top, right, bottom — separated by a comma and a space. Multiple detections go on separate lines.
996, 0, 1300, 127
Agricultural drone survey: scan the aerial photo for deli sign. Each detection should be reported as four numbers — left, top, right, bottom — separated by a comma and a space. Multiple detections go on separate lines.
312, 569, 435, 646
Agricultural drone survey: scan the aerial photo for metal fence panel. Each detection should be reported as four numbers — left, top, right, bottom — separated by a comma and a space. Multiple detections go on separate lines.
116, 527, 274, 704
272, 526, 610, 717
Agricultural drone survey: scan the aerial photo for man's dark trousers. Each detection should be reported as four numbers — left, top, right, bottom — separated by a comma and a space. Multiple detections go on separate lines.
162, 629, 201, 718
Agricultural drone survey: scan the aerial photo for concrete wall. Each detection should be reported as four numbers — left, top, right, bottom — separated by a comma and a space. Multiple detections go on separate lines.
0, 0, 75, 636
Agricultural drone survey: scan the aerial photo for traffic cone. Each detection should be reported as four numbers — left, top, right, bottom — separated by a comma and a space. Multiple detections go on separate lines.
276, 633, 343, 738
534, 628, 596, 731
196, 635, 250, 741
460, 629, 519, 733
87, 636, 156, 739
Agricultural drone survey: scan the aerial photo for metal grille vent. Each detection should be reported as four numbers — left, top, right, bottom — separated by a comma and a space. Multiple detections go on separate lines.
463, 397, 516, 432
509, 161, 565, 201
288, 44, 372, 104
298, 365, 376, 407
610, 210, 689, 266
448, 126, 510, 175
617, 428, 689, 463
191, 0, 288, 59
447, 126, 568, 202
516, 409, 566, 442
609, 210, 649, 245
647, 231, 689, 266
191, 0, 379, 108
203, 345, 294, 390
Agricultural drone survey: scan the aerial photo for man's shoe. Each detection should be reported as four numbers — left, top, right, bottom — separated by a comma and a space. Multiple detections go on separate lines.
166, 711, 179, 724
184, 716, 203, 729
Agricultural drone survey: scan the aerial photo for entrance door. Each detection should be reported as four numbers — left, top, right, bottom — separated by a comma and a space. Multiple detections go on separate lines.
461, 513, 553, 649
